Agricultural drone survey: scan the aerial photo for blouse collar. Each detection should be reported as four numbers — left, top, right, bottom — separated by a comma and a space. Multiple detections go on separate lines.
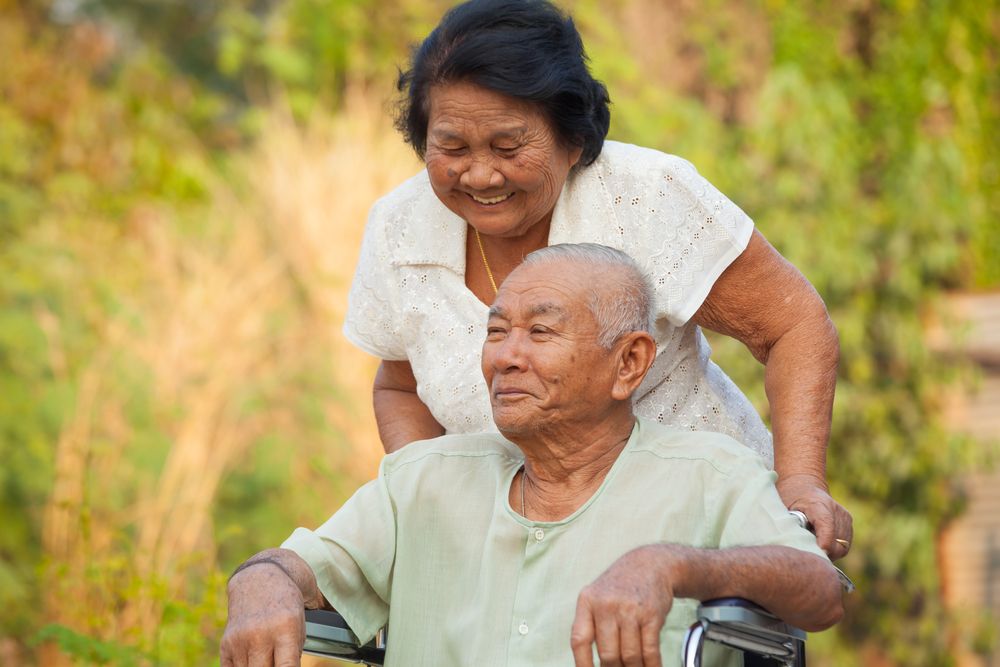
392, 151, 622, 273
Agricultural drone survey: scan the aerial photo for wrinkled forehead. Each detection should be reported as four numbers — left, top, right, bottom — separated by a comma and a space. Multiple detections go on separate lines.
488, 261, 591, 322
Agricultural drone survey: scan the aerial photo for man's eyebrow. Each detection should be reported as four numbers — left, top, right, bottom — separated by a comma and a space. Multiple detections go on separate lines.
488, 302, 568, 321
527, 302, 568, 320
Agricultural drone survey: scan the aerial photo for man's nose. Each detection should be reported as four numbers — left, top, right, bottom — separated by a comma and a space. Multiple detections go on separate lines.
490, 333, 527, 372
460, 155, 505, 190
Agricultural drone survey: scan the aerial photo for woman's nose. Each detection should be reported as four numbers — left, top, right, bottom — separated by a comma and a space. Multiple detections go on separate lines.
460, 156, 505, 190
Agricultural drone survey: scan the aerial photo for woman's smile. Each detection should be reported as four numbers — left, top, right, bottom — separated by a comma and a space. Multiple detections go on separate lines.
468, 192, 515, 205
424, 82, 582, 238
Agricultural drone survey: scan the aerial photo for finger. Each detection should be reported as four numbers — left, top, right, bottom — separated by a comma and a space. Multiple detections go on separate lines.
571, 597, 597, 667
619, 618, 645, 667
836, 504, 854, 544
640, 617, 664, 667
832, 503, 854, 560
247, 643, 273, 667
594, 612, 623, 667
804, 503, 836, 557
219, 641, 236, 667
221, 634, 249, 667
273, 633, 301, 667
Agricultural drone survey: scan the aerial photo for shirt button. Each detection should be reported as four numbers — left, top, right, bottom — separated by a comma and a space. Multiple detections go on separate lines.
519, 622, 529, 635
534, 529, 545, 542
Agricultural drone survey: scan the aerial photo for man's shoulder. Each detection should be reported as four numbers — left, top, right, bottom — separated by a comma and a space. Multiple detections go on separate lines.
628, 417, 770, 478
380, 432, 523, 476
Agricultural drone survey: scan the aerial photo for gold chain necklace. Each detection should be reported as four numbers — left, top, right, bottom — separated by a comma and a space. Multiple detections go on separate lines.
520, 467, 526, 517
475, 228, 498, 295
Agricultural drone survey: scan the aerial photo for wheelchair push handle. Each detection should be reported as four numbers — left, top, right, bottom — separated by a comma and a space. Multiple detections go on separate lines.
788, 511, 855, 594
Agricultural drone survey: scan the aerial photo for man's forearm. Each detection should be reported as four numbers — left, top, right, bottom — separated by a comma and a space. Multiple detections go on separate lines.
229, 548, 329, 611
650, 544, 843, 632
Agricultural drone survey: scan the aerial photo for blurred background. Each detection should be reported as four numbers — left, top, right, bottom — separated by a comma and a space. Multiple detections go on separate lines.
1, 0, 998, 665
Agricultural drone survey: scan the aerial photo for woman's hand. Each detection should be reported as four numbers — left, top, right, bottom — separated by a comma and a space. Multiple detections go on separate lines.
373, 360, 446, 454
694, 229, 852, 559
776, 474, 853, 560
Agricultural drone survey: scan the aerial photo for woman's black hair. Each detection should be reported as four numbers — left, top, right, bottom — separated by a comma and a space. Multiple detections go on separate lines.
395, 0, 611, 167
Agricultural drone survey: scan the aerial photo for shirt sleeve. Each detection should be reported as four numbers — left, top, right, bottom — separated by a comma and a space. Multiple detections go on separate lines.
633, 152, 754, 326
280, 470, 397, 643
715, 462, 828, 560
342, 196, 409, 361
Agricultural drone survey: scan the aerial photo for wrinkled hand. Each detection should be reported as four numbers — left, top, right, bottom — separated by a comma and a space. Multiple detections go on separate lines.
220, 565, 306, 667
776, 474, 853, 561
571, 546, 674, 667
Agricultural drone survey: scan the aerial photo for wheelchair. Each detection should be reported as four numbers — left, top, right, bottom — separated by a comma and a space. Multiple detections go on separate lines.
302, 513, 854, 666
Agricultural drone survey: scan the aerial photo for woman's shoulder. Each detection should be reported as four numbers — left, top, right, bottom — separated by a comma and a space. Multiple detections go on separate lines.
594, 140, 698, 177
366, 170, 465, 259
371, 169, 436, 217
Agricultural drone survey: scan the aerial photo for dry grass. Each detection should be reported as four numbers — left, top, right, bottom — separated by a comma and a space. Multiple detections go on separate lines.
34, 87, 421, 664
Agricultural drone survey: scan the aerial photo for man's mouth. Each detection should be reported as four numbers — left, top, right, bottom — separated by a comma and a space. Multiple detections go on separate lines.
493, 384, 528, 396
469, 192, 514, 205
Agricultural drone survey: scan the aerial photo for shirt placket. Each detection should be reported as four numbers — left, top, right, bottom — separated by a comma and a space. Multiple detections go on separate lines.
507, 523, 554, 664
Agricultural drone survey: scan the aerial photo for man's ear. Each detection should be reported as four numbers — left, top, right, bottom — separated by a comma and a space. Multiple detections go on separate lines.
610, 331, 657, 402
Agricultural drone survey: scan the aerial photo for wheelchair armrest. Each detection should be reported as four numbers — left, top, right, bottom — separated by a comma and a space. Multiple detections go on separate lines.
683, 598, 806, 667
303, 609, 386, 666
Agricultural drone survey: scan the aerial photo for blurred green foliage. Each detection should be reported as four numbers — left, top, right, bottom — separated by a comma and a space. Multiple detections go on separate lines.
2, 0, 998, 665
576, 1, 1000, 663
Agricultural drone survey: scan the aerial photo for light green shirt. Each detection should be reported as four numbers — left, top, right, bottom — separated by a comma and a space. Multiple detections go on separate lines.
282, 417, 827, 667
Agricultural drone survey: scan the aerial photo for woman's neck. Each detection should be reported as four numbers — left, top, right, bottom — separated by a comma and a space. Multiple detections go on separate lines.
465, 216, 551, 305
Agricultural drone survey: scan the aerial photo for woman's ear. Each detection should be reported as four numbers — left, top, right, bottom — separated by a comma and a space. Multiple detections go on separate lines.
610, 332, 657, 402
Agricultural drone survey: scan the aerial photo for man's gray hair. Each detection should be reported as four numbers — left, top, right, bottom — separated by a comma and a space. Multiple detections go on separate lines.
522, 244, 655, 348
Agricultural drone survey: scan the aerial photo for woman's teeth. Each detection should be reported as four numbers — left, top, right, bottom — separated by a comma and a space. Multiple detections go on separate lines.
470, 192, 513, 204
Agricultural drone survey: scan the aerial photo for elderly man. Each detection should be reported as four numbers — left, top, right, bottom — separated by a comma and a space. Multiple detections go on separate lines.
221, 244, 843, 667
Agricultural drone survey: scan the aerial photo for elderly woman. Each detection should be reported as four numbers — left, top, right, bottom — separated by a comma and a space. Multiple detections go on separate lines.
343, 0, 851, 558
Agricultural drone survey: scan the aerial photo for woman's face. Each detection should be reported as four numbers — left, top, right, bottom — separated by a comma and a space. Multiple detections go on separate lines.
424, 82, 583, 238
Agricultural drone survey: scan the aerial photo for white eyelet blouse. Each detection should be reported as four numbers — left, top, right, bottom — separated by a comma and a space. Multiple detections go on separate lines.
343, 141, 774, 468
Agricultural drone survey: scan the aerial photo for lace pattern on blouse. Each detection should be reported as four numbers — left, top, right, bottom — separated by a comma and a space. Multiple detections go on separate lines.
343, 141, 773, 466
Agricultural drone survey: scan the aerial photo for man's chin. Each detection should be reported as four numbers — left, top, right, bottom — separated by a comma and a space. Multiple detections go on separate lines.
492, 412, 539, 439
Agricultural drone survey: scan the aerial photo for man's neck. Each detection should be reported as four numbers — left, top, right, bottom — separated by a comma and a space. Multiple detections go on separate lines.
508, 409, 637, 522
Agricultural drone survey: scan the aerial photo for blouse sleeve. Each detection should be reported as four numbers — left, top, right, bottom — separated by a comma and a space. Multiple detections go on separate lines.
612, 148, 753, 326
342, 197, 409, 361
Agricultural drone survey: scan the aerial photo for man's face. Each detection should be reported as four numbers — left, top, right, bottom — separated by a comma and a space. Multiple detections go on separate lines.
482, 260, 620, 437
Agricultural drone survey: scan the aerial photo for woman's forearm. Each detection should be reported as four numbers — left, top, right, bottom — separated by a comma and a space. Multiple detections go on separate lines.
764, 312, 839, 484
373, 360, 446, 454
693, 229, 851, 558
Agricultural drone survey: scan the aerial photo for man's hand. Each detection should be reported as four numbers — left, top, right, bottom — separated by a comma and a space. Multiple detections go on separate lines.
221, 549, 326, 667
570, 546, 674, 667
775, 474, 853, 561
